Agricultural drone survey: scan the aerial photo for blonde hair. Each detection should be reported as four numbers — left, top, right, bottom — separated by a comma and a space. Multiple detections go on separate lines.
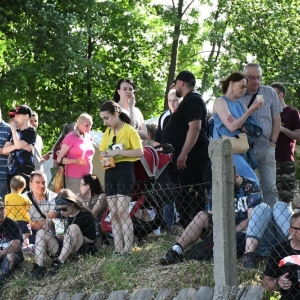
75, 113, 92, 129
10, 175, 26, 191
56, 189, 92, 213
168, 89, 182, 101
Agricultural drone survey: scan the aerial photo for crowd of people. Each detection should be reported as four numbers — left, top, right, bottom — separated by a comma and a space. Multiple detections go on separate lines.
0, 64, 299, 299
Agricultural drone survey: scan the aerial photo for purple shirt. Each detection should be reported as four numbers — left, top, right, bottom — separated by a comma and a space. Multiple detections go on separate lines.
276, 106, 300, 161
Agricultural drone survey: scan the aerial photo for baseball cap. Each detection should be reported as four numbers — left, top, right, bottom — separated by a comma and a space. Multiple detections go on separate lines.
173, 71, 196, 86
8, 109, 16, 118
14, 105, 33, 117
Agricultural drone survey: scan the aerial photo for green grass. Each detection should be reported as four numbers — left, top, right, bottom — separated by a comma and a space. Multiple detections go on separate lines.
0, 234, 281, 300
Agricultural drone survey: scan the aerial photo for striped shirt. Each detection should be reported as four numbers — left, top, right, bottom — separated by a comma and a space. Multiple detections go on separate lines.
238, 85, 282, 154
0, 121, 11, 180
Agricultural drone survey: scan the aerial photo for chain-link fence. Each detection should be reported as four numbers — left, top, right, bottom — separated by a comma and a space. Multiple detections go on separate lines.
0, 176, 297, 299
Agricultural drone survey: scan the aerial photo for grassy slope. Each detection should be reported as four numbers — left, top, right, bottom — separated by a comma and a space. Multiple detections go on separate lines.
0, 235, 281, 300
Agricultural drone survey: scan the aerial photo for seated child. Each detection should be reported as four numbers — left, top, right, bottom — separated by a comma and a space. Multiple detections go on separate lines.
4, 175, 32, 247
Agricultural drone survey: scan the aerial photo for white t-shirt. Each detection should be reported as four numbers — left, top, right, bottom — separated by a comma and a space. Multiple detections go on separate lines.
34, 134, 44, 171
121, 107, 144, 130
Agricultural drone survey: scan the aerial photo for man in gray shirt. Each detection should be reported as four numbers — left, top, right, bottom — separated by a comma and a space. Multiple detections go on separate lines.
239, 63, 282, 208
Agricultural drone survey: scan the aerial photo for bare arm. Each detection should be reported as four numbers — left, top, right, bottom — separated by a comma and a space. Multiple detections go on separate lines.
106, 148, 143, 158
92, 194, 108, 218
213, 97, 262, 132
57, 143, 85, 165
263, 272, 291, 292
177, 120, 201, 169
270, 114, 281, 145
280, 127, 300, 141
0, 239, 21, 258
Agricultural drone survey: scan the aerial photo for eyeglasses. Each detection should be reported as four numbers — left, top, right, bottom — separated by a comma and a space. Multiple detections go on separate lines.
234, 83, 247, 89
55, 205, 71, 212
246, 75, 262, 81
291, 227, 300, 231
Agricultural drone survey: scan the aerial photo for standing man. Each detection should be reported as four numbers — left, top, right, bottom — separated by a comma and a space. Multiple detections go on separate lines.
0, 200, 24, 285
239, 63, 282, 208
0, 107, 11, 199
30, 111, 51, 171
161, 71, 210, 229
270, 83, 300, 203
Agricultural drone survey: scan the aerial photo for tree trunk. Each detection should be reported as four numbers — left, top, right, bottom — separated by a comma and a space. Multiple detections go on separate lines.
164, 0, 184, 110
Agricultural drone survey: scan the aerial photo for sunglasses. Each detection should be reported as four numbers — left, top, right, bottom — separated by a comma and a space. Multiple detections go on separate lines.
55, 205, 72, 212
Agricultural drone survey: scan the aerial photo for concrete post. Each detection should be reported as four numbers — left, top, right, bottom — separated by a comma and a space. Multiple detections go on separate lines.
209, 139, 238, 288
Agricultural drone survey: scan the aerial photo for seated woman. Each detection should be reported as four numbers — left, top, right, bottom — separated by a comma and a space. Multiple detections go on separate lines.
213, 71, 263, 180
31, 189, 97, 279
76, 174, 103, 209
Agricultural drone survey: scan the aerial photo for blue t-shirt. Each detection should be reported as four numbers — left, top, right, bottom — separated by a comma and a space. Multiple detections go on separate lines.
207, 176, 262, 224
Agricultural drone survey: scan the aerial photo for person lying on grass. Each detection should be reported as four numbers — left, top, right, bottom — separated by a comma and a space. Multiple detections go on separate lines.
31, 188, 97, 279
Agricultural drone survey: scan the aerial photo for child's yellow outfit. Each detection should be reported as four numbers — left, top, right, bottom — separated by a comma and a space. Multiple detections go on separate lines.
4, 193, 32, 222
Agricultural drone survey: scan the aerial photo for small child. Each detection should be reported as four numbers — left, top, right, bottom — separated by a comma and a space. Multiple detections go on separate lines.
4, 175, 32, 247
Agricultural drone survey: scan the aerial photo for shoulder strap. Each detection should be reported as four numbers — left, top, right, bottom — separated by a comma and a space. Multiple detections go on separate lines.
27, 191, 47, 219
247, 88, 260, 109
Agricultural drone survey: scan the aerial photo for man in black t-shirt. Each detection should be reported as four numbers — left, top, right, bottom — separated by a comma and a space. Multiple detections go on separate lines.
263, 211, 300, 300
3, 105, 36, 192
0, 201, 24, 285
161, 71, 210, 228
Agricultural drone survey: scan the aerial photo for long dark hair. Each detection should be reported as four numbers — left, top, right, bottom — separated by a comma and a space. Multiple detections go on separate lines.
100, 101, 131, 124
220, 72, 247, 94
82, 174, 103, 198
53, 122, 76, 155
113, 79, 136, 103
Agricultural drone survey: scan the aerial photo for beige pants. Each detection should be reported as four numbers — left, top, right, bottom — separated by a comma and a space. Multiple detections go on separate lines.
65, 176, 82, 195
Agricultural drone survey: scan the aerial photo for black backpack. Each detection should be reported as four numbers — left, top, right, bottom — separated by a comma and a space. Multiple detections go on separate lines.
184, 231, 246, 261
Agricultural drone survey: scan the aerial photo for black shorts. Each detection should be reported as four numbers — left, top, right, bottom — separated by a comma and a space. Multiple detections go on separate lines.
17, 221, 32, 236
105, 161, 135, 197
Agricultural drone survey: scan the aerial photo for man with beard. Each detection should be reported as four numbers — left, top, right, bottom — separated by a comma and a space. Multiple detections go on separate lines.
161, 71, 210, 229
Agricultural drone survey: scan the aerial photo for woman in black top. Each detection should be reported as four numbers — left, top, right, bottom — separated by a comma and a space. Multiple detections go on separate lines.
31, 189, 97, 279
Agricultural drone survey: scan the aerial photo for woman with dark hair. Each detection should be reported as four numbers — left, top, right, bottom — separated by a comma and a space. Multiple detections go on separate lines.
99, 101, 143, 255
113, 79, 148, 139
52, 122, 76, 167
213, 71, 263, 179
31, 189, 97, 279
76, 174, 106, 212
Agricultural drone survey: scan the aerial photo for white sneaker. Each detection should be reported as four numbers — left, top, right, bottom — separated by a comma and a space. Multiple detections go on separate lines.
22, 244, 35, 253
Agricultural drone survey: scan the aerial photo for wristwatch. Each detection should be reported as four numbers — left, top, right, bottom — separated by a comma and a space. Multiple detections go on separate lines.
270, 139, 277, 144
275, 277, 280, 287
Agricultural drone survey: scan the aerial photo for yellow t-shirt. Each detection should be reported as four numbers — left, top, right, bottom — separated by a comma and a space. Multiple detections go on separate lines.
100, 123, 142, 163
4, 193, 32, 223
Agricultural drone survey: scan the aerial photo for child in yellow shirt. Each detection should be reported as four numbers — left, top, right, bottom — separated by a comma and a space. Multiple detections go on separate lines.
4, 175, 32, 247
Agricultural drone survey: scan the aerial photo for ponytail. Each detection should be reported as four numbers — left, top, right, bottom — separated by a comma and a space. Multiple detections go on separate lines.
119, 112, 131, 124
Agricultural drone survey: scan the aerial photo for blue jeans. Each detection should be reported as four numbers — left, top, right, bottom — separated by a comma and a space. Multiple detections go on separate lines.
0, 179, 8, 200
246, 202, 292, 256
163, 199, 175, 228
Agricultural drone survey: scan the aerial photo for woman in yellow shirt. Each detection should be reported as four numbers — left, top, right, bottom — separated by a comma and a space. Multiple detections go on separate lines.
100, 101, 143, 255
